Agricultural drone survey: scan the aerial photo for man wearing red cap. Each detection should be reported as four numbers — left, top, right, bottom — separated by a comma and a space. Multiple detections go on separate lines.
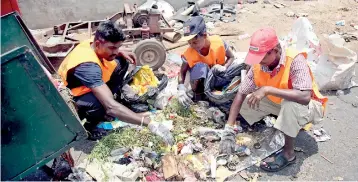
219, 28, 328, 172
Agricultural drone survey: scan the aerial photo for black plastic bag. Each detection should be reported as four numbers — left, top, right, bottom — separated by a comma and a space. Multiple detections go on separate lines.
204, 62, 246, 105
118, 67, 168, 112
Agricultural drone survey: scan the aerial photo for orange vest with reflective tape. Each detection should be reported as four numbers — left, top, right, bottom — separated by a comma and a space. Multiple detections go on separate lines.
253, 48, 328, 111
183, 35, 226, 68
58, 40, 118, 97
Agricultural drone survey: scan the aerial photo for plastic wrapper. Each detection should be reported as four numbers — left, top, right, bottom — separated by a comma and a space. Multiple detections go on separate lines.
130, 65, 159, 96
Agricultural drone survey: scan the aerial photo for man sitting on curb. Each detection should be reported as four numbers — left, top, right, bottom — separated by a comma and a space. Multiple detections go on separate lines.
177, 16, 236, 107
219, 27, 327, 172
58, 21, 174, 145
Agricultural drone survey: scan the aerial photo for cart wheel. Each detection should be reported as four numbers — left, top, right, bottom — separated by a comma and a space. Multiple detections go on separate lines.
134, 39, 166, 70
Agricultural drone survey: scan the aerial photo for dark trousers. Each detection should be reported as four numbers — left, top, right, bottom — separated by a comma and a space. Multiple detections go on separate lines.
73, 58, 129, 131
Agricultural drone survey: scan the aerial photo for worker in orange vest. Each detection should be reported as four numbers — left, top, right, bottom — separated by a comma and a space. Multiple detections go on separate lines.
58, 21, 174, 144
219, 28, 328, 172
178, 16, 236, 107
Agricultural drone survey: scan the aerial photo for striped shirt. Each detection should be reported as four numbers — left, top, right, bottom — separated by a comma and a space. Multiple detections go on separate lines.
239, 47, 313, 95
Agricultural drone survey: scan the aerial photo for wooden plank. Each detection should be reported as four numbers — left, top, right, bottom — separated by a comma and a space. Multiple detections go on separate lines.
160, 28, 175, 33
68, 22, 88, 31
62, 23, 69, 42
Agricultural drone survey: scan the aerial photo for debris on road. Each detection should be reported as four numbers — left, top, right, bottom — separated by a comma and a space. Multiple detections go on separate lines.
336, 90, 345, 96
263, 116, 276, 127
297, 13, 308, 17
285, 11, 295, 17
320, 154, 334, 164
273, 3, 285, 9
333, 176, 344, 181
313, 128, 331, 142
239, 170, 250, 181
336, 20, 346, 26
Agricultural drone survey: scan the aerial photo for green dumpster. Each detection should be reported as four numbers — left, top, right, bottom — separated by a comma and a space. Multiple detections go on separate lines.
1, 44, 86, 180
1, 12, 55, 73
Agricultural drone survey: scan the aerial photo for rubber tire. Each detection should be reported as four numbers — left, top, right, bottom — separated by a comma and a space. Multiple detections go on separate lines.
134, 39, 166, 70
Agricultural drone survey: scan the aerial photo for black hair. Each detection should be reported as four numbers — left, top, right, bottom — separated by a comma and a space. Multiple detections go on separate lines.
94, 21, 126, 43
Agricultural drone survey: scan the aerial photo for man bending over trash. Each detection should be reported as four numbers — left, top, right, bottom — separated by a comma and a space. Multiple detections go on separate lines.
58, 21, 174, 144
219, 28, 327, 172
178, 16, 236, 106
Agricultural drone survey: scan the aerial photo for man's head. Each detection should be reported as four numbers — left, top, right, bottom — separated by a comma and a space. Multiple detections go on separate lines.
180, 16, 208, 51
93, 21, 126, 61
245, 27, 281, 66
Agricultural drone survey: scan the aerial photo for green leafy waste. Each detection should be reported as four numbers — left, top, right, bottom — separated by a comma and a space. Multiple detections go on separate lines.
88, 128, 165, 162
89, 98, 216, 161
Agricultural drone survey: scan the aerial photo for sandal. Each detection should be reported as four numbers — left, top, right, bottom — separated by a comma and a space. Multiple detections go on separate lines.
260, 152, 296, 172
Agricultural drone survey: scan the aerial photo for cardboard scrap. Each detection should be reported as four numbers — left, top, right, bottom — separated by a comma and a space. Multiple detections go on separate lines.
216, 166, 235, 182
239, 170, 250, 181
162, 154, 179, 180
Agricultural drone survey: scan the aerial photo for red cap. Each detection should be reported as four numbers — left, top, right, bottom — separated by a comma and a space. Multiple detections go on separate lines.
245, 27, 279, 65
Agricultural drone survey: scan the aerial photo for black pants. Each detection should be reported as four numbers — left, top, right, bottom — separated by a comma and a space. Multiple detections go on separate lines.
73, 58, 129, 131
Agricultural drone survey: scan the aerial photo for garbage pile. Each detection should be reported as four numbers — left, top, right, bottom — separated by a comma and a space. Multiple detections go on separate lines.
68, 99, 285, 181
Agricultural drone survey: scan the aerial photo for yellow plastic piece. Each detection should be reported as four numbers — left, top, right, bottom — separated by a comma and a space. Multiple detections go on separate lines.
130, 65, 159, 96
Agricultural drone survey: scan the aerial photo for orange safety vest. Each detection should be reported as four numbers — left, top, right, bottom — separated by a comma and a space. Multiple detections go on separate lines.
58, 40, 118, 97
182, 35, 226, 68
253, 48, 328, 111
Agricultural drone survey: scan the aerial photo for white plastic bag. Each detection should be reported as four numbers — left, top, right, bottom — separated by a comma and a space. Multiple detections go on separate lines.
154, 76, 178, 109
315, 34, 357, 90
285, 17, 357, 91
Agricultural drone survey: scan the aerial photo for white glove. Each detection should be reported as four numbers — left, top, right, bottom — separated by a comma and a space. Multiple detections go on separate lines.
148, 121, 175, 146
212, 64, 227, 75
178, 84, 194, 108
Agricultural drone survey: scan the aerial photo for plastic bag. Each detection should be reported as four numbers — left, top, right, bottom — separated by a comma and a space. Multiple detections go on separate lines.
285, 17, 357, 91
119, 66, 168, 112
315, 34, 357, 90
130, 65, 159, 96
154, 76, 178, 109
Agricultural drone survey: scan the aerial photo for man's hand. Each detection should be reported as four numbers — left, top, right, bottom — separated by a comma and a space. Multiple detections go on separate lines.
212, 64, 227, 75
148, 121, 175, 145
178, 84, 194, 107
219, 124, 236, 154
117, 50, 136, 65
247, 86, 269, 110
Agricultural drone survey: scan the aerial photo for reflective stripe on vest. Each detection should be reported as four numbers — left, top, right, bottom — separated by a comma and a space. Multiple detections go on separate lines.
253, 48, 328, 111
58, 40, 118, 97
182, 35, 226, 68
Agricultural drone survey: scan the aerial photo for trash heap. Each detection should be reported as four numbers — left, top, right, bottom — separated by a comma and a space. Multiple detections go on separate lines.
69, 98, 285, 182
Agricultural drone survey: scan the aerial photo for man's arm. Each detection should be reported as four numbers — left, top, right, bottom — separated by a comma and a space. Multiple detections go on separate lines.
179, 60, 190, 84
224, 45, 235, 69
227, 93, 247, 126
266, 87, 311, 105
91, 84, 151, 126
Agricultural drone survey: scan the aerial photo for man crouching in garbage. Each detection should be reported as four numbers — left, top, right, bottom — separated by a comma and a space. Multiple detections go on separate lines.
220, 27, 328, 172
177, 16, 236, 106
58, 21, 174, 144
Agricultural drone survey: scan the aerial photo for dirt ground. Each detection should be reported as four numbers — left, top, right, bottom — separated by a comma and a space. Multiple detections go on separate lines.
169, 0, 358, 55
70, 0, 358, 181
